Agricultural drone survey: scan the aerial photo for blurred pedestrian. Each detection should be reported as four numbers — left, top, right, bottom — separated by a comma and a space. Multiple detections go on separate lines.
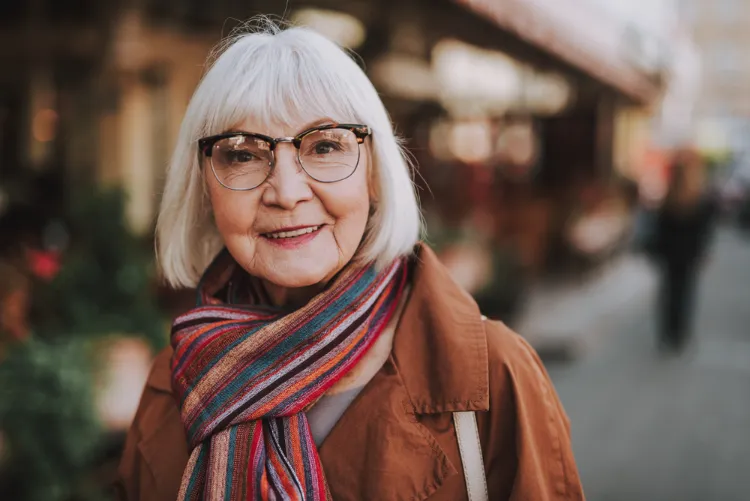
115, 19, 583, 501
651, 149, 717, 352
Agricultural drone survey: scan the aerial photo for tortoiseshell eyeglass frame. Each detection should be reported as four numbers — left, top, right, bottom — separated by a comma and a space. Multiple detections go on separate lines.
196, 123, 372, 191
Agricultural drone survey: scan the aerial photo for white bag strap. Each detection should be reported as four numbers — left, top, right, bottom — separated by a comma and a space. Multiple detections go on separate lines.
453, 411, 489, 501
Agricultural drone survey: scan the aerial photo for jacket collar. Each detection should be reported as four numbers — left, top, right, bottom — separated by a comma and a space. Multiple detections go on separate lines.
147, 243, 491, 415
392, 243, 490, 414
146, 345, 173, 393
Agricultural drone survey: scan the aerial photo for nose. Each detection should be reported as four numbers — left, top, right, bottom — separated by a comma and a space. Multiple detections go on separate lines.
260, 143, 313, 210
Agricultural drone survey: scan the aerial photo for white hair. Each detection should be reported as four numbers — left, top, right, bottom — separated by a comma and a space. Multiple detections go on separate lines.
156, 19, 423, 288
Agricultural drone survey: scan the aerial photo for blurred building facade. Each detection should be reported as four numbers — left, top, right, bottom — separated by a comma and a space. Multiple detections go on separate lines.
0, 0, 695, 289
683, 0, 750, 159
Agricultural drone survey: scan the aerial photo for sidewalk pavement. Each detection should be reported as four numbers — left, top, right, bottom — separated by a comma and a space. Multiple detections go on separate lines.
513, 252, 659, 361
545, 228, 750, 501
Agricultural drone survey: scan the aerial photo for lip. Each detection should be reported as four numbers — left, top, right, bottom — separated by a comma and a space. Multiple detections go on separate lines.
260, 224, 324, 249
262, 225, 319, 234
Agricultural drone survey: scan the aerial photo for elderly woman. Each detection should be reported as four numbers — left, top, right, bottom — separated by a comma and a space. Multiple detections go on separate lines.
116, 22, 583, 501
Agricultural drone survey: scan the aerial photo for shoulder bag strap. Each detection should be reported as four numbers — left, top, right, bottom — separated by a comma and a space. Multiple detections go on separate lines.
453, 411, 489, 501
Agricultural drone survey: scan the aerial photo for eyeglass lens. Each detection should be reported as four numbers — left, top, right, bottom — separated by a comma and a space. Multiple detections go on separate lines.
210, 128, 361, 190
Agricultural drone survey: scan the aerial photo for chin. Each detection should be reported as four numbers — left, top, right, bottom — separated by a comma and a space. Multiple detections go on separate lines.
254, 231, 350, 289
265, 266, 332, 289
260, 252, 340, 289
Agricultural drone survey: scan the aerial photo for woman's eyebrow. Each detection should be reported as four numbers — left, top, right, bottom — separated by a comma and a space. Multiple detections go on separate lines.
298, 118, 336, 131
222, 118, 337, 136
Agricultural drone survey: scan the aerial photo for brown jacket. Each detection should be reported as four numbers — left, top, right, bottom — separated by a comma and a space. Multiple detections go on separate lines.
116, 246, 584, 500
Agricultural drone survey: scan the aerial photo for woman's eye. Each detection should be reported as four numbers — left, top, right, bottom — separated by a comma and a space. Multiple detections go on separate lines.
313, 142, 341, 155
226, 149, 257, 163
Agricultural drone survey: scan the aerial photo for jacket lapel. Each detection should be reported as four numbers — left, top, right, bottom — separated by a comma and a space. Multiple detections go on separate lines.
318, 244, 490, 500
317, 356, 459, 501
392, 244, 490, 414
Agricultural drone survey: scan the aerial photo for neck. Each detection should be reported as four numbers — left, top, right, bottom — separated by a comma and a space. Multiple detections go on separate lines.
262, 281, 324, 309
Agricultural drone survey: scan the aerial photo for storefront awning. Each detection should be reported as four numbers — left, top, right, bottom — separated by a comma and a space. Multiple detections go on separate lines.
454, 0, 663, 105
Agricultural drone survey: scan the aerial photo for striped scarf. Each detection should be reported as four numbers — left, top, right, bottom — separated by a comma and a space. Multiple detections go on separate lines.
170, 249, 409, 500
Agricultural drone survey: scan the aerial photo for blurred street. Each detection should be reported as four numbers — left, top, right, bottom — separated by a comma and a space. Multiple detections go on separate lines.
548, 226, 750, 501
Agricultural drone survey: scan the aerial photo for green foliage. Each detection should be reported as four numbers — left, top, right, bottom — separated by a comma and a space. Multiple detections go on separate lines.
1, 184, 166, 500
32, 185, 166, 349
0, 338, 104, 501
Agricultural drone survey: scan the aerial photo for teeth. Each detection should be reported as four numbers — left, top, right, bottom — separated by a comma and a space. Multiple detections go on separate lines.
266, 226, 320, 239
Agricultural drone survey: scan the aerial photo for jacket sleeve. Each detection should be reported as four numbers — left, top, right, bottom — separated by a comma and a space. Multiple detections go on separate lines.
479, 321, 585, 501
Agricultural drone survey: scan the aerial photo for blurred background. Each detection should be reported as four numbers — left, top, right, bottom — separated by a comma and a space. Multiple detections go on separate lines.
1, 0, 749, 499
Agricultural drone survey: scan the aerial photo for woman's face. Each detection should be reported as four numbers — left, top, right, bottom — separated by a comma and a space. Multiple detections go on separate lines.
205, 118, 372, 303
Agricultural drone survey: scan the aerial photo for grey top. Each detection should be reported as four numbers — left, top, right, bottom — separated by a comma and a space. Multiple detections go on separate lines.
306, 385, 366, 446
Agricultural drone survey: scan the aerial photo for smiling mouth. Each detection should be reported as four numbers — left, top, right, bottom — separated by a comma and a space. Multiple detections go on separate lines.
263, 225, 322, 239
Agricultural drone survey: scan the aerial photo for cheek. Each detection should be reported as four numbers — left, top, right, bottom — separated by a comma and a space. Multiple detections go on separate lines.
206, 171, 259, 237
323, 169, 371, 245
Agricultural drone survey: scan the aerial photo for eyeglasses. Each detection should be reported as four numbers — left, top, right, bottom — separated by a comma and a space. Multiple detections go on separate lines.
198, 123, 372, 191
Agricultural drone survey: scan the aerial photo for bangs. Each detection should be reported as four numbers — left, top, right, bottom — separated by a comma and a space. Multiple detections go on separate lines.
199, 31, 365, 137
